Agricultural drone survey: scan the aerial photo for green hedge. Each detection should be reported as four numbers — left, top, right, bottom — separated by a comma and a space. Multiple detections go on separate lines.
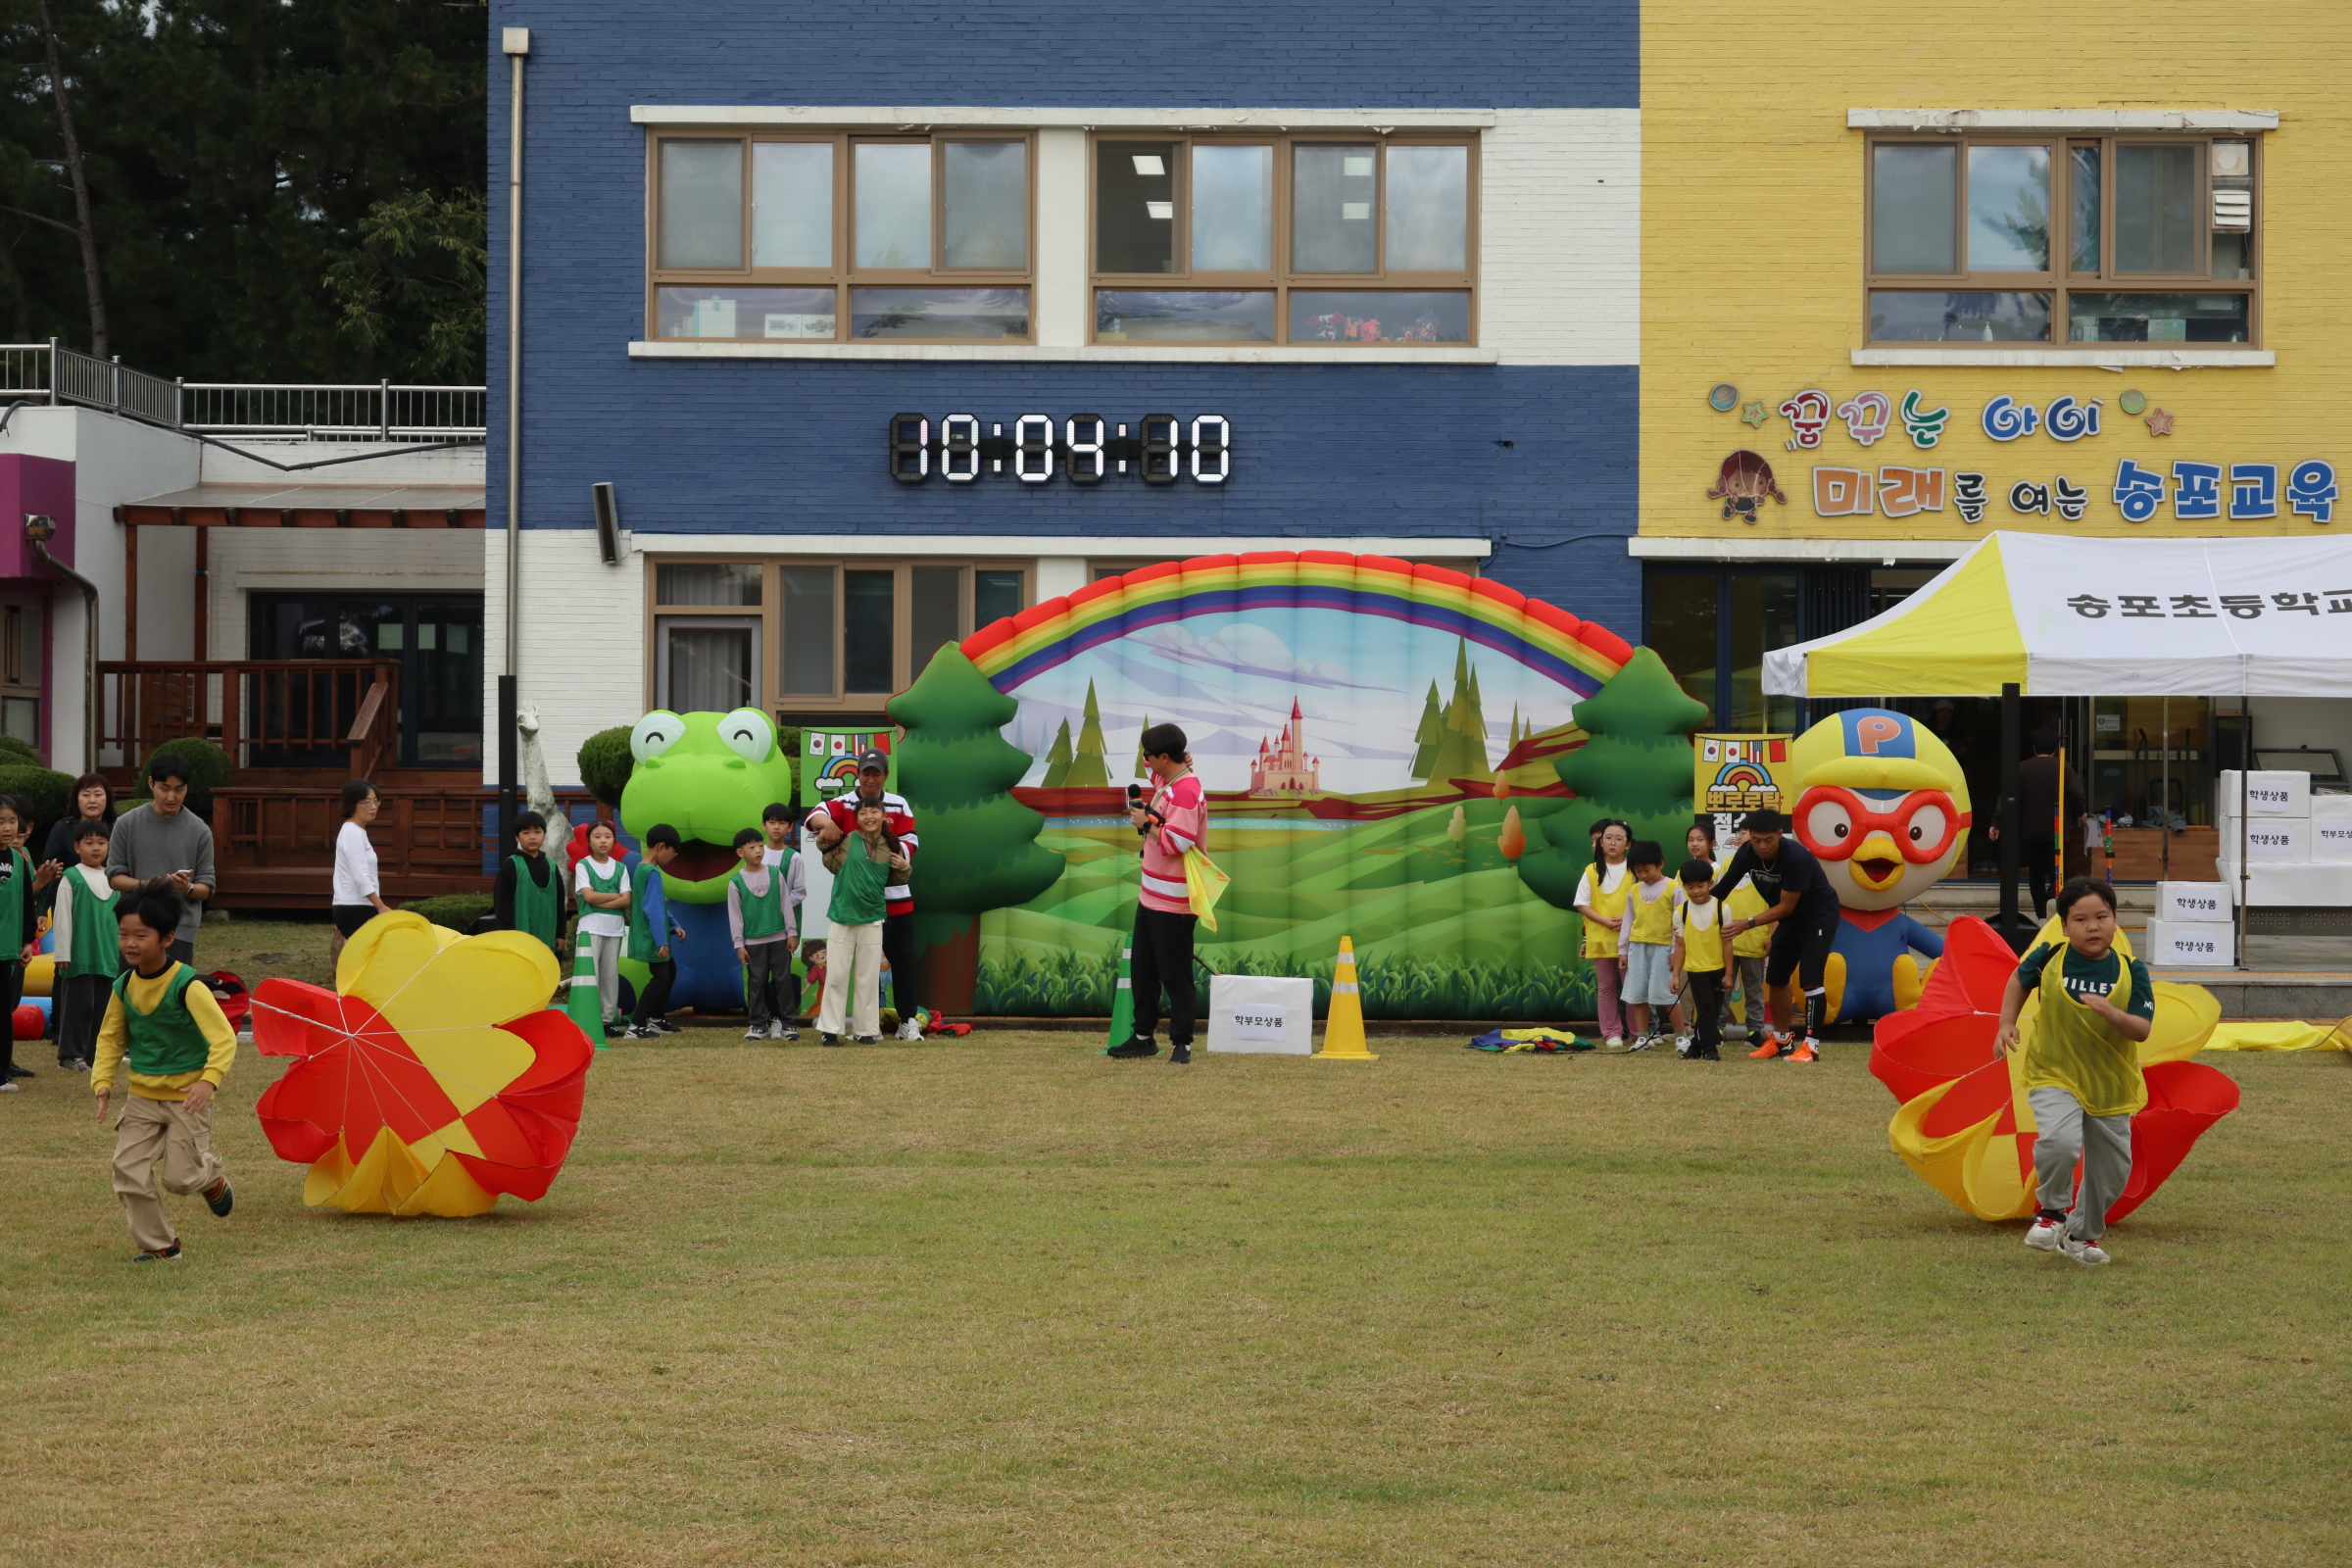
577, 726, 633, 808
401, 892, 493, 931
138, 737, 232, 818
0, 764, 78, 843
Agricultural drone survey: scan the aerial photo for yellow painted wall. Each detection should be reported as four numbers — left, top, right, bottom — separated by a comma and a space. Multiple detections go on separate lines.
1642, 3, 2352, 542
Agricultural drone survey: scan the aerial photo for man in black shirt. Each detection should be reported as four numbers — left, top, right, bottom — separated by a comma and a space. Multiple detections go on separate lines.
1713, 808, 1842, 1061
1987, 728, 2083, 918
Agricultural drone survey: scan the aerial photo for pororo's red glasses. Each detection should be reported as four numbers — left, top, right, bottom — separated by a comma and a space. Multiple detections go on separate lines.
1793, 785, 1967, 865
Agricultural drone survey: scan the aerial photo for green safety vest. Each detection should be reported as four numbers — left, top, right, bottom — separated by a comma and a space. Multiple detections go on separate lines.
113, 962, 212, 1078
508, 854, 562, 956
829, 841, 889, 927
0, 846, 28, 955
63, 869, 120, 979
626, 864, 664, 961
735, 861, 787, 941
580, 858, 626, 939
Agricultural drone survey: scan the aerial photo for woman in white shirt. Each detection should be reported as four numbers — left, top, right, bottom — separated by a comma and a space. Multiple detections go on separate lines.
331, 780, 391, 957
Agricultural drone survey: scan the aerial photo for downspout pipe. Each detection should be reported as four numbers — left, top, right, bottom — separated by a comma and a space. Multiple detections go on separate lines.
502, 27, 528, 687
25, 514, 95, 773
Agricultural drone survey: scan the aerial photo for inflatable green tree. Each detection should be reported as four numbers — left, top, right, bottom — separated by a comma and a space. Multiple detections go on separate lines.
1516, 646, 1710, 910
888, 646, 1068, 1004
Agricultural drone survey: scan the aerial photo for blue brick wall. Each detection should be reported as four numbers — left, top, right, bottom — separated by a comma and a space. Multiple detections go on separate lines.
486, 1, 1642, 629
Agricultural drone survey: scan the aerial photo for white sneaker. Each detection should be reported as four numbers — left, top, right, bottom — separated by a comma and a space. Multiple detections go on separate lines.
1603, 1035, 1625, 1049
767, 1019, 786, 1040
1673, 1032, 1693, 1057
743, 1026, 766, 1042
0, 1080, 17, 1093
896, 1018, 924, 1041
2062, 1235, 2113, 1266
2024, 1217, 2067, 1252
1626, 1034, 1655, 1053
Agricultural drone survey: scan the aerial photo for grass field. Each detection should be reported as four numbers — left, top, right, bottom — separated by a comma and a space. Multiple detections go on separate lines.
4, 926, 2346, 1565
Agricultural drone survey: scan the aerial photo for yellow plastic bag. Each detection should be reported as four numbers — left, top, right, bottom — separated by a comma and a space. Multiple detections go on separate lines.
1183, 847, 1230, 933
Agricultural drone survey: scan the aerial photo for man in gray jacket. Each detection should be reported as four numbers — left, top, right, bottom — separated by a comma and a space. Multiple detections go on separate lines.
106, 752, 216, 964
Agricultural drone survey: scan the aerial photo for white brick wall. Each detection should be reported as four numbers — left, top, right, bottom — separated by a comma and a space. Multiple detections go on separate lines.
483, 530, 646, 786
1483, 108, 1640, 367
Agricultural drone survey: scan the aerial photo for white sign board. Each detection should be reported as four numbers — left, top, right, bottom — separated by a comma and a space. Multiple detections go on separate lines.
2143, 918, 2232, 966
2155, 882, 2231, 924
1206, 974, 1316, 1054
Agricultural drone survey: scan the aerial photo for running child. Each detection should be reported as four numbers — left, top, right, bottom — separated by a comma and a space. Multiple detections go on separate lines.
572, 821, 631, 1039
51, 817, 120, 1073
91, 880, 236, 1262
1669, 858, 1727, 1061
1998, 879, 2152, 1266
818, 798, 906, 1048
1615, 840, 1676, 1051
1573, 820, 1633, 1048
726, 827, 798, 1041
625, 824, 690, 1038
494, 810, 565, 962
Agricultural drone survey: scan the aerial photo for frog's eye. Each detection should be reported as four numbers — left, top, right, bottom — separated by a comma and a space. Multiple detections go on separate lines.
717, 708, 774, 764
630, 710, 687, 762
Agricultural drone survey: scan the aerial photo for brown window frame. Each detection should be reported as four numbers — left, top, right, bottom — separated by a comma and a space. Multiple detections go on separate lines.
1863, 131, 2260, 348
1088, 131, 1480, 347
645, 557, 1032, 715
645, 130, 1037, 345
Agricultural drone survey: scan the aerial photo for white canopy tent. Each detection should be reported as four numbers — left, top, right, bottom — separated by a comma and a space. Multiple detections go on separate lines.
1763, 532, 2352, 700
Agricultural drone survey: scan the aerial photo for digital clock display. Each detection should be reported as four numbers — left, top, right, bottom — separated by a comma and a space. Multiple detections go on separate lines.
890, 413, 1232, 486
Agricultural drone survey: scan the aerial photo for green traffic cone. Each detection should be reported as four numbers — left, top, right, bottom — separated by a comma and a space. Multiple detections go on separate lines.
565, 922, 608, 1050
1102, 941, 1135, 1054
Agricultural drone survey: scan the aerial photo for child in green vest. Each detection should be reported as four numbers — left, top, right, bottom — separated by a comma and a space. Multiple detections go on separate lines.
52, 817, 121, 1073
0, 794, 53, 1089
726, 826, 799, 1042
818, 799, 906, 1048
494, 809, 565, 963
90, 880, 237, 1262
572, 821, 631, 1039
1998, 878, 2153, 1267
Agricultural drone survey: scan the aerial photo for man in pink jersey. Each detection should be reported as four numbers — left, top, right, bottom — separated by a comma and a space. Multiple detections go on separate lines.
1107, 722, 1204, 1063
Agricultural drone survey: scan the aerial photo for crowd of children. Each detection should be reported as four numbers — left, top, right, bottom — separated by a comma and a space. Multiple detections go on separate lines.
496, 786, 907, 1051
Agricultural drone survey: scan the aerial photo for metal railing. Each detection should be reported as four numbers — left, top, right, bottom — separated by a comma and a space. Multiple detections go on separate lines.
0, 340, 484, 442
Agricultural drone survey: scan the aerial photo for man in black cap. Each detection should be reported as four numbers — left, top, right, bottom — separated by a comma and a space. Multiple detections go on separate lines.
808, 749, 924, 1037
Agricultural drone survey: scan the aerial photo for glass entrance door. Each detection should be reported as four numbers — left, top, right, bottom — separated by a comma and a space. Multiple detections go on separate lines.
248, 593, 484, 767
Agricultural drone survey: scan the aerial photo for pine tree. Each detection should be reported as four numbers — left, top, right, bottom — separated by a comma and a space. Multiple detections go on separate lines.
1134, 712, 1152, 779
886, 645, 1068, 961
1516, 647, 1710, 910
1422, 639, 1494, 785
1408, 681, 1443, 781
1064, 680, 1111, 788
1040, 719, 1075, 788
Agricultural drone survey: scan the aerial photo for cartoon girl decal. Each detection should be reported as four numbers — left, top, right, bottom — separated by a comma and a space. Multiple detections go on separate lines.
1707, 450, 1788, 523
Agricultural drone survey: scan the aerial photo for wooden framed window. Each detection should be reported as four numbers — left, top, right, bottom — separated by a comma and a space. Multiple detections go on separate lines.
1865, 133, 2258, 346
1090, 132, 1478, 346
647, 558, 1029, 713
647, 132, 1035, 344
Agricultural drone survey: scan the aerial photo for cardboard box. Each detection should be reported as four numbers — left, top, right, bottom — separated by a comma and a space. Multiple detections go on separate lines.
1205, 974, 1316, 1054
2218, 770, 2310, 816
2218, 816, 2310, 861
2155, 881, 2231, 923
2215, 861, 2352, 906
2142, 918, 2233, 966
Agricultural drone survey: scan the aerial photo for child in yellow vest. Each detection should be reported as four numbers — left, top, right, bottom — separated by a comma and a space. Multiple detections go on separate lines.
1997, 879, 2151, 1266
1722, 817, 1775, 1046
1574, 820, 1633, 1046
1669, 858, 1728, 1060
1615, 840, 1677, 1051
90, 881, 237, 1262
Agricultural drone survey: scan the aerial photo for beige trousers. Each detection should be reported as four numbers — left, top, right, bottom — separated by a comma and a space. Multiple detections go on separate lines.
817, 919, 884, 1038
112, 1094, 223, 1253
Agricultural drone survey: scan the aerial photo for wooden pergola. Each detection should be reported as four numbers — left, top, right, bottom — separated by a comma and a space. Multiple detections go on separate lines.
112, 482, 486, 660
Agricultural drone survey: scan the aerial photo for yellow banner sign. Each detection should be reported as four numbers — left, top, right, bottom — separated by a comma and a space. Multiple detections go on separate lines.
1693, 733, 1790, 823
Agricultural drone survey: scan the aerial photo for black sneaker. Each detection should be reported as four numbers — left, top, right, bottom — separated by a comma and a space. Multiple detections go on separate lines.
655, 1019, 686, 1035
854, 1034, 881, 1046
821, 1033, 843, 1048
1104, 1036, 1159, 1058
6, 1061, 31, 1078
130, 1242, 182, 1263
204, 1179, 234, 1218
1169, 1043, 1193, 1064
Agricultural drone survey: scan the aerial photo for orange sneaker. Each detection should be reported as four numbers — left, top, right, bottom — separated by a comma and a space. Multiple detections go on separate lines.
1747, 1037, 1785, 1059
1788, 1039, 1820, 1063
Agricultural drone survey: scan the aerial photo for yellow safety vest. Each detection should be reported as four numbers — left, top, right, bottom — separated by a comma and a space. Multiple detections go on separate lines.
1727, 879, 1773, 957
2023, 945, 2148, 1119
1581, 861, 1631, 958
1675, 898, 1726, 972
1628, 881, 1676, 945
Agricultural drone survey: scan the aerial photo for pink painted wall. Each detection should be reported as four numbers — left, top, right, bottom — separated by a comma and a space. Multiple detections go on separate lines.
0, 454, 74, 572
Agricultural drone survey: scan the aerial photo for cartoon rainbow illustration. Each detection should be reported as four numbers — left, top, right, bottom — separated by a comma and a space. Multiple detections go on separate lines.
1713, 760, 1771, 793
960, 552, 1634, 695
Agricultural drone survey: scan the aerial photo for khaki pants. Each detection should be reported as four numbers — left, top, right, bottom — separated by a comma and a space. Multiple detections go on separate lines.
818, 919, 883, 1038
112, 1094, 223, 1254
